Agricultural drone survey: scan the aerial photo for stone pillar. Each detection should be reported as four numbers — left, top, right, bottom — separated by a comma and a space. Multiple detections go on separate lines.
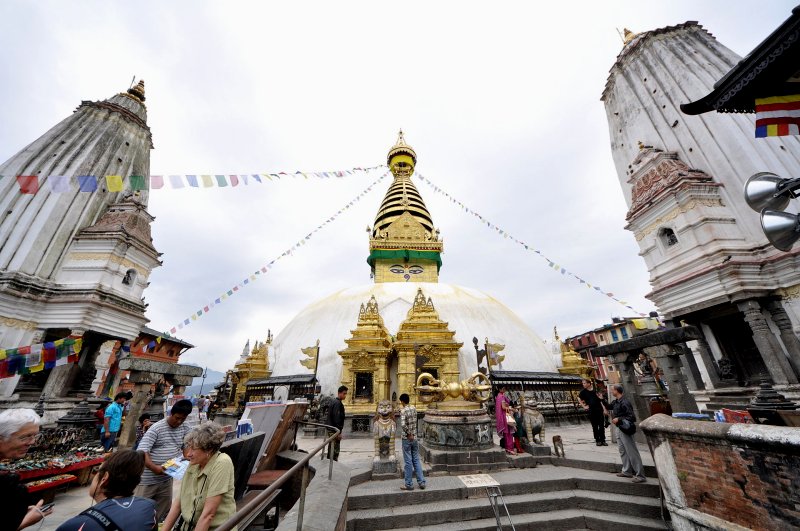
763, 300, 800, 379
645, 345, 699, 413
118, 379, 151, 449
91, 340, 117, 395
692, 333, 724, 388
608, 352, 651, 425
737, 300, 798, 385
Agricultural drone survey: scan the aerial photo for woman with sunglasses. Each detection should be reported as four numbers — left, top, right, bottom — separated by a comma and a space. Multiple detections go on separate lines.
56, 450, 157, 530
162, 423, 236, 531
0, 408, 52, 530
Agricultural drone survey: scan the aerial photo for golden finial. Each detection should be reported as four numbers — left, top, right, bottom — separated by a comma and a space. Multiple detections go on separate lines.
623, 28, 638, 45
638, 140, 645, 150
387, 129, 417, 166
127, 79, 146, 102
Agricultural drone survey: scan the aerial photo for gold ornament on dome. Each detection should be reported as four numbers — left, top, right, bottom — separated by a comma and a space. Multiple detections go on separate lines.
415, 372, 492, 410
554, 326, 594, 379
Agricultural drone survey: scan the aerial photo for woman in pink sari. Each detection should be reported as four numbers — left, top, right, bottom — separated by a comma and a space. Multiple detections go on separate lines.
495, 385, 516, 455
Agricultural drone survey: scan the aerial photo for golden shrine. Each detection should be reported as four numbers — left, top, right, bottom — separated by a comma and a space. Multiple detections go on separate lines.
338, 288, 462, 414
554, 326, 594, 379
224, 332, 273, 411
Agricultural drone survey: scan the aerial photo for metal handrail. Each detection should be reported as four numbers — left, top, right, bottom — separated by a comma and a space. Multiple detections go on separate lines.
216, 420, 340, 531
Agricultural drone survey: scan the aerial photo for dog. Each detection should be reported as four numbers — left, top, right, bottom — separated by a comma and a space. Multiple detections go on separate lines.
552, 435, 565, 458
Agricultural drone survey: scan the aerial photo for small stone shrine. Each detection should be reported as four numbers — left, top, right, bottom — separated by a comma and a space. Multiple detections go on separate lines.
416, 371, 507, 472
371, 399, 398, 477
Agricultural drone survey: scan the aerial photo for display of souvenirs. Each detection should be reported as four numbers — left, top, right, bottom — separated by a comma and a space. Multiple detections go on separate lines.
24, 474, 77, 490
0, 448, 103, 474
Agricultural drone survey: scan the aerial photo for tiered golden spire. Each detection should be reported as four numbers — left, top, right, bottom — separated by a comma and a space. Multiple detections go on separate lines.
622, 28, 638, 46
127, 79, 146, 102
554, 326, 594, 379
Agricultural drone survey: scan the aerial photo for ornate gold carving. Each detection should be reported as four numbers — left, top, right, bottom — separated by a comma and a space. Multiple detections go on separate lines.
67, 252, 149, 276
353, 350, 377, 370
776, 284, 800, 300
633, 199, 724, 241
0, 315, 39, 330
415, 372, 492, 409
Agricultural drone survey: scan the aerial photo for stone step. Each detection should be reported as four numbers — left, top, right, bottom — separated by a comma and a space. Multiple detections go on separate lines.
386, 508, 668, 531
348, 466, 660, 511
347, 488, 662, 530
535, 455, 658, 478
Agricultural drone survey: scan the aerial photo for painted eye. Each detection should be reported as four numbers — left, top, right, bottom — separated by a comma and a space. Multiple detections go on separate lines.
389, 266, 405, 274
408, 266, 423, 274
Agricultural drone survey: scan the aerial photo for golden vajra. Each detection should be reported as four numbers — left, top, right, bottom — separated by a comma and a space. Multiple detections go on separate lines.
415, 372, 492, 404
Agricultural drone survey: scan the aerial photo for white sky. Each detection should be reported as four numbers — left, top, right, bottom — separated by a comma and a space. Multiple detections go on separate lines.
1, 1, 795, 372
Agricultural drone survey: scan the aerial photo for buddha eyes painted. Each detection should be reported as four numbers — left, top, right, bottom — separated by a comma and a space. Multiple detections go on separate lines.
389, 264, 424, 281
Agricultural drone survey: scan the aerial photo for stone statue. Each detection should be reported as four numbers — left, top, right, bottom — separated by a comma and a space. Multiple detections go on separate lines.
371, 399, 398, 476
520, 396, 546, 446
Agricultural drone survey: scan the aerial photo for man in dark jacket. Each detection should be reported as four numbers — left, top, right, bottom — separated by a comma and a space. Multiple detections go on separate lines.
578, 378, 607, 446
326, 385, 348, 461
610, 384, 645, 482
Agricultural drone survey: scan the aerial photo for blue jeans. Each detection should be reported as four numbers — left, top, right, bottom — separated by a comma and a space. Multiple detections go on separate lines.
102, 431, 117, 451
402, 438, 425, 488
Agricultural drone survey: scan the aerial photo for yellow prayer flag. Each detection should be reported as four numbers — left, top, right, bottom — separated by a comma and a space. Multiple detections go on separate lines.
54, 339, 64, 347
73, 338, 83, 353
106, 175, 124, 192
156, 336, 162, 344
201, 175, 214, 188
632, 319, 648, 330
29, 360, 45, 373
0, 349, 5, 360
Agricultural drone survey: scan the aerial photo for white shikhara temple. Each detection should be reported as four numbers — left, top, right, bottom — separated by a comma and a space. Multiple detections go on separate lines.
602, 24, 800, 401
269, 133, 557, 404
0, 82, 161, 410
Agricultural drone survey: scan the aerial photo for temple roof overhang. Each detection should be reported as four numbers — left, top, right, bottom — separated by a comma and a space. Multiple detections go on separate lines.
489, 371, 582, 383
247, 374, 317, 387
681, 5, 800, 115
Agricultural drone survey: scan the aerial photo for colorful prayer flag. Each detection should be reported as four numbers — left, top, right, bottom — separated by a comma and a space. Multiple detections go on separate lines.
106, 175, 124, 192
78, 175, 98, 192
170, 175, 185, 188
229, 175, 239, 187
215, 175, 228, 187
755, 94, 800, 137
187, 175, 199, 187
130, 175, 147, 190
151, 175, 164, 189
49, 175, 70, 192
16, 175, 39, 194
201, 175, 213, 188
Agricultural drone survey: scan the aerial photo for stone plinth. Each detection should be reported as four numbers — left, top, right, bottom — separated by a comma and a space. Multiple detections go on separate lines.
420, 406, 507, 472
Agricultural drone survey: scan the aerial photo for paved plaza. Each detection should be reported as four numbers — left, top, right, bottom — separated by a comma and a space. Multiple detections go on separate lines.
35, 422, 652, 530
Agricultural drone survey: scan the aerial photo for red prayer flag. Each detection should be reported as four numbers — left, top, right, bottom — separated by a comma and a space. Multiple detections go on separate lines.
229, 175, 239, 187
16, 175, 39, 194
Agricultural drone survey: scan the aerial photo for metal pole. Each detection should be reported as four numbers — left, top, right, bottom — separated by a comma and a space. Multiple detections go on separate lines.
296, 465, 310, 531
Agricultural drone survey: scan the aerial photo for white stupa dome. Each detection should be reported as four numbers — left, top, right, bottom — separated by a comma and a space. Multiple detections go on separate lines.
270, 282, 556, 395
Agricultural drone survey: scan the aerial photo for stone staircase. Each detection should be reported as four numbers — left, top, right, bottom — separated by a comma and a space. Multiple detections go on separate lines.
346, 465, 667, 530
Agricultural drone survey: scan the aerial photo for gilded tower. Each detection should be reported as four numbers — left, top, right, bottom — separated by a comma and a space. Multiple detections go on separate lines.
368, 131, 443, 283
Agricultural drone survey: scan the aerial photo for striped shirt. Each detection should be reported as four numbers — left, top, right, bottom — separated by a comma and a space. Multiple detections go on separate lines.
400, 405, 418, 438
137, 418, 190, 485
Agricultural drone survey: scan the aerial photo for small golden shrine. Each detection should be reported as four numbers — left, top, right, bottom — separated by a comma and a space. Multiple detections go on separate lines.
337, 296, 393, 414
554, 326, 594, 379
226, 332, 273, 410
394, 288, 462, 404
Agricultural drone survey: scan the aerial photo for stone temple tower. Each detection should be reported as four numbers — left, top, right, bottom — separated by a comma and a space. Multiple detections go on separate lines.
602, 24, 800, 400
0, 81, 161, 403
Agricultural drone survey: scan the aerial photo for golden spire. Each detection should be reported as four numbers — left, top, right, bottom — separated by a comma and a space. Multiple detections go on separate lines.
623, 28, 638, 45
387, 129, 417, 172
127, 79, 146, 102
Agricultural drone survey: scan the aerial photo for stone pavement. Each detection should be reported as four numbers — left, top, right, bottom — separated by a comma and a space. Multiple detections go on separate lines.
35, 421, 651, 529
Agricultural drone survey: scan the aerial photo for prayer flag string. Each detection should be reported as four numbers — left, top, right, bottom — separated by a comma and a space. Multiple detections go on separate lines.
0, 337, 83, 380
160, 171, 391, 339
415, 172, 648, 316
5, 165, 386, 195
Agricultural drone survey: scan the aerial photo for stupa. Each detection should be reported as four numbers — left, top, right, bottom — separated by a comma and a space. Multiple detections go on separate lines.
269, 132, 556, 421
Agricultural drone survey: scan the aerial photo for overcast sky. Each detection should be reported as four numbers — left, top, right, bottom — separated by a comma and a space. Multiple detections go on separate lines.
1, 1, 795, 372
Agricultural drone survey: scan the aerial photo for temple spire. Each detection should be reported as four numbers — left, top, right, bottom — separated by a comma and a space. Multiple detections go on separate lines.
367, 132, 443, 282
127, 79, 146, 103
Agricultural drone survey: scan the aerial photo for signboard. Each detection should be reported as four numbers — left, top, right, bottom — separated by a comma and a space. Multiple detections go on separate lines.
458, 474, 499, 488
